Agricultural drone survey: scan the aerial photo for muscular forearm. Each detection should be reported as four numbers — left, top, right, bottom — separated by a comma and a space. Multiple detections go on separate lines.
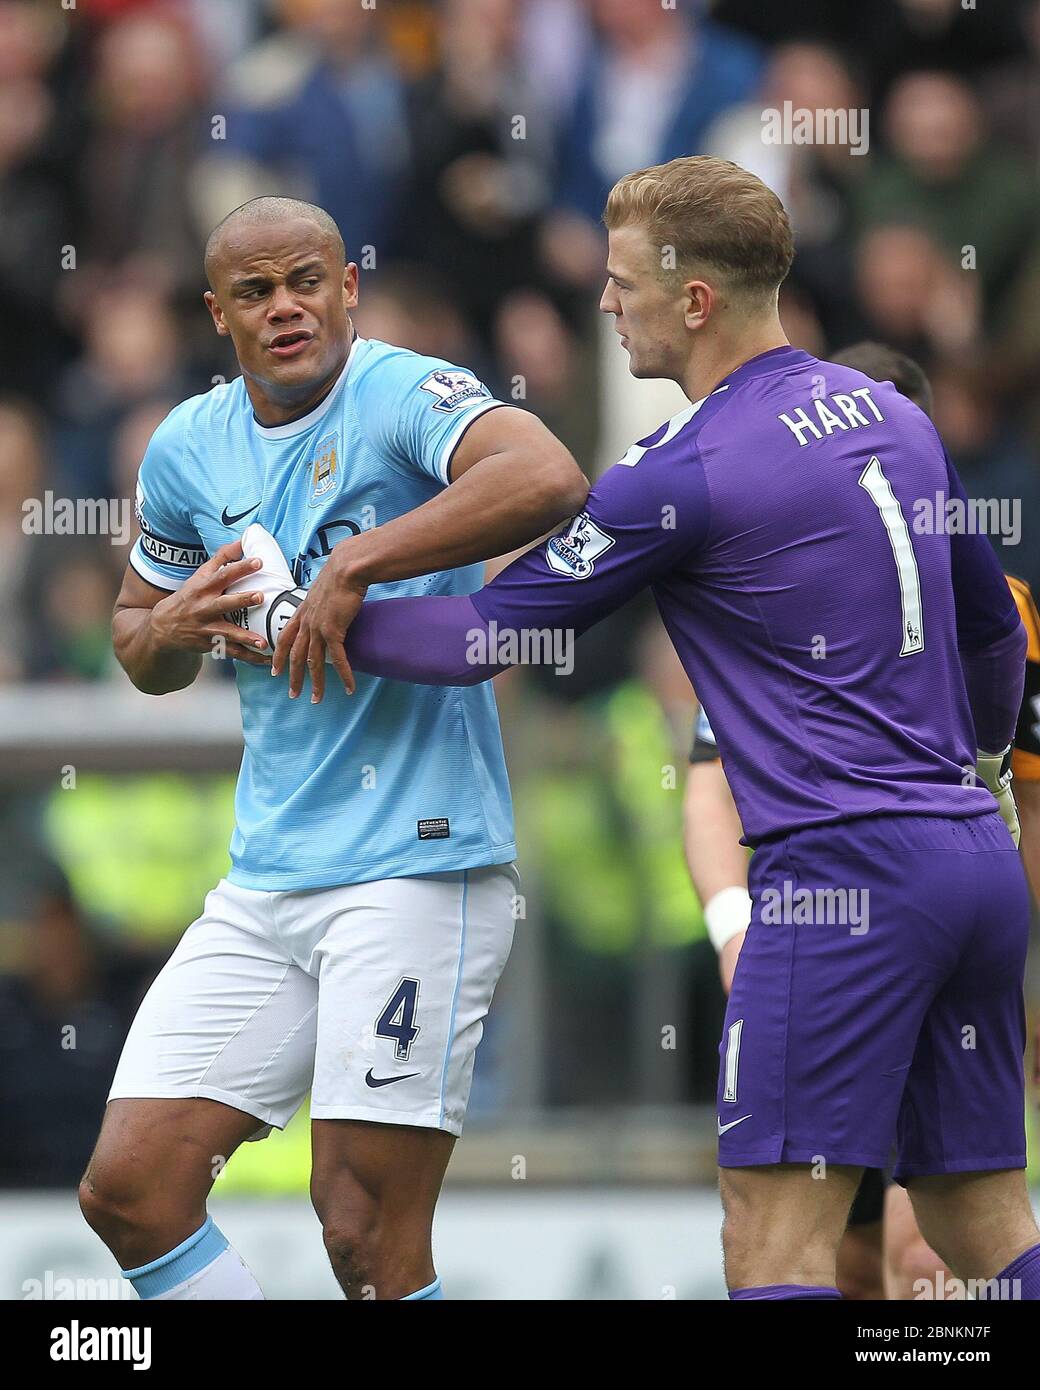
113, 606, 202, 695
335, 448, 587, 587
960, 621, 1027, 753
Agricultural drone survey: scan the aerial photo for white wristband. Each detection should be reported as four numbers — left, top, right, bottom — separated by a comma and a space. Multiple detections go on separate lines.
704, 885, 752, 953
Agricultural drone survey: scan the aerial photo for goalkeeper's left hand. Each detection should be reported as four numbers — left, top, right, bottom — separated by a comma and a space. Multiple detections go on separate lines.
976, 746, 1021, 848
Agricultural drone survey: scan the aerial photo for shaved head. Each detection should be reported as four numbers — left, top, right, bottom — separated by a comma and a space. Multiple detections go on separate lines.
204, 197, 345, 288
201, 195, 358, 426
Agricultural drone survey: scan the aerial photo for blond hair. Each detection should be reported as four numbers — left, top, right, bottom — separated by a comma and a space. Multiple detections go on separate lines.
604, 156, 794, 301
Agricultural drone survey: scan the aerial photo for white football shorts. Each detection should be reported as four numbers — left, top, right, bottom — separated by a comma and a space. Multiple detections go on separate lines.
108, 865, 518, 1138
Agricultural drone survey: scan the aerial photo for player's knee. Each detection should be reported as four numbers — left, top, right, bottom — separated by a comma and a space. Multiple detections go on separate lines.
319, 1205, 383, 1294
904, 1204, 966, 1281
720, 1188, 762, 1271
78, 1167, 139, 1247
836, 1230, 885, 1302
79, 1161, 190, 1253
887, 1229, 949, 1298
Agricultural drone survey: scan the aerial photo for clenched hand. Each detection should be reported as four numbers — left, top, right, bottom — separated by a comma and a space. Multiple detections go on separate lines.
150, 540, 271, 666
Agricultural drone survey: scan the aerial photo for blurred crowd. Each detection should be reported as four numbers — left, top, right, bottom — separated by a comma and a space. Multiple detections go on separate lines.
2, 0, 1040, 1181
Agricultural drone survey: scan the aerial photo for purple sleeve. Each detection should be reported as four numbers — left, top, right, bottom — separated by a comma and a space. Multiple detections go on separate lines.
473, 448, 710, 632
944, 451, 1027, 749
347, 594, 501, 685
946, 452, 1021, 651
348, 447, 711, 685
961, 622, 1027, 754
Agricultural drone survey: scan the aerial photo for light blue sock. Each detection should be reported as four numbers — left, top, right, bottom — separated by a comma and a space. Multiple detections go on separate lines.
401, 1277, 443, 1300
122, 1216, 228, 1299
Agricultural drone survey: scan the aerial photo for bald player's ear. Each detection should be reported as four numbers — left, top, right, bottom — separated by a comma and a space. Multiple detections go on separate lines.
342, 262, 359, 309
204, 289, 230, 336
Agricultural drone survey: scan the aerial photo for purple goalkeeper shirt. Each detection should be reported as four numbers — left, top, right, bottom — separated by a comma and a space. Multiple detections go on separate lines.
349, 346, 1026, 847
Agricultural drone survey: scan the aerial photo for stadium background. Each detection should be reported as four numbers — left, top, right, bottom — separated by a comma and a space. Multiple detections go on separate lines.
1, 0, 1039, 1297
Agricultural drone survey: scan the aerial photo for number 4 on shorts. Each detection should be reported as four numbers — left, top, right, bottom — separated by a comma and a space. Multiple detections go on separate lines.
375, 977, 421, 1061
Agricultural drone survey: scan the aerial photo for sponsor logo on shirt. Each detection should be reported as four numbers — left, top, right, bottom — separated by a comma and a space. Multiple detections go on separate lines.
418, 370, 489, 413
545, 513, 615, 579
291, 518, 362, 585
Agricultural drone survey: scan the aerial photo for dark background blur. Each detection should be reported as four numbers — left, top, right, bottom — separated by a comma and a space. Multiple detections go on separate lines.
2, 0, 1039, 1193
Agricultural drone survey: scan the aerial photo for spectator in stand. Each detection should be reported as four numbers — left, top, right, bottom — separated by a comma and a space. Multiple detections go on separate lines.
0, 397, 49, 683
842, 0, 1027, 107
353, 265, 497, 385
930, 354, 1040, 598
0, 818, 155, 1187
854, 70, 1040, 314
79, 8, 211, 294
210, 0, 410, 259
396, 0, 556, 346
981, 0, 1040, 165
51, 278, 192, 500
30, 543, 117, 682
703, 40, 868, 347
543, 0, 762, 289
516, 0, 592, 125
715, 0, 1028, 105
493, 288, 597, 465
0, 1, 77, 399
851, 223, 982, 365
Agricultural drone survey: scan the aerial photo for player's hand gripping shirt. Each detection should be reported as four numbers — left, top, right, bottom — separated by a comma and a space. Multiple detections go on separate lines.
349, 346, 1026, 846
130, 336, 516, 889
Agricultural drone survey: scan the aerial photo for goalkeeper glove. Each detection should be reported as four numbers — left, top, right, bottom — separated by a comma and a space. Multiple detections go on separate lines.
975, 746, 1020, 848
223, 523, 306, 652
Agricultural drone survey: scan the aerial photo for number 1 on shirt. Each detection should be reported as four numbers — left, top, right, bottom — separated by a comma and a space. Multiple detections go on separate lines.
858, 455, 925, 657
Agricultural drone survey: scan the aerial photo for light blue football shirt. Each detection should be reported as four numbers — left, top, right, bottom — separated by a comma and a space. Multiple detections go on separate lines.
130, 335, 517, 890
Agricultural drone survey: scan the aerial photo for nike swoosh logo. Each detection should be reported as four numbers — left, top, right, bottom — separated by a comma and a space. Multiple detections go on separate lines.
718, 1114, 752, 1136
220, 502, 260, 526
365, 1069, 420, 1089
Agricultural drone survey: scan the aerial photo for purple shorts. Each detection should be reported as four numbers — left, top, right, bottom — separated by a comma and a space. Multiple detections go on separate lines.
717, 811, 1029, 1181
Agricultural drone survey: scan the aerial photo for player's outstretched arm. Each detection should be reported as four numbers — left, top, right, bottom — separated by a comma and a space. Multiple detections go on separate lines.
272, 408, 588, 701
113, 541, 270, 694
346, 446, 711, 689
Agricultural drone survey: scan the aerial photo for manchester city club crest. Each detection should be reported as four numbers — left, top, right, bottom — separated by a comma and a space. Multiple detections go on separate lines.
307, 433, 340, 507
